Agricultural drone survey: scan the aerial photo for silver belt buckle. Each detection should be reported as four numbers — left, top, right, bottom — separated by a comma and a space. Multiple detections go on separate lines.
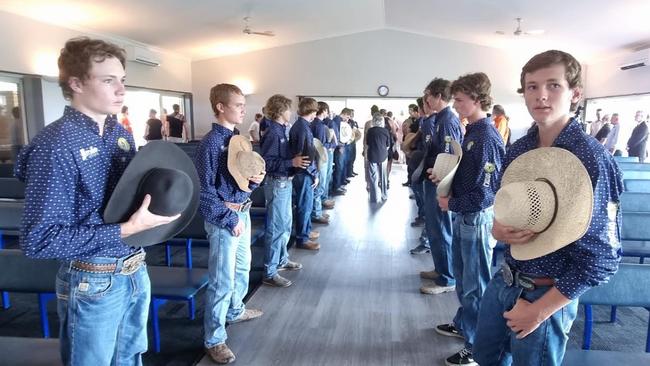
501, 263, 514, 286
121, 251, 145, 275
241, 199, 252, 212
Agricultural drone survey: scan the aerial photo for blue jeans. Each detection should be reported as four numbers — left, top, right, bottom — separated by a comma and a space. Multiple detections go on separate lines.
312, 162, 328, 219
411, 180, 425, 218
346, 142, 356, 177
367, 160, 388, 203
263, 177, 292, 278
323, 149, 334, 200
203, 212, 252, 348
56, 251, 150, 366
451, 208, 494, 349
293, 172, 314, 245
333, 146, 346, 190
423, 180, 455, 286
473, 270, 579, 366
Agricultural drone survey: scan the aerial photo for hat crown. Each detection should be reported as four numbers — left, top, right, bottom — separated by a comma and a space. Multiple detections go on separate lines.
432, 154, 459, 179
236, 151, 265, 178
138, 168, 192, 216
494, 180, 557, 233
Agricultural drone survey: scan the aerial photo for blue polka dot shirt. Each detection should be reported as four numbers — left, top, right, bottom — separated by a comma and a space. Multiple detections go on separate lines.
502, 119, 623, 300
425, 106, 463, 170
194, 123, 256, 231
449, 117, 505, 213
311, 117, 335, 150
260, 120, 293, 177
15, 106, 136, 259
289, 117, 318, 178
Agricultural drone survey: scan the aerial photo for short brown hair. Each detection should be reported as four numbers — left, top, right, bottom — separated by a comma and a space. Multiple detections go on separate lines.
518, 50, 582, 110
209, 83, 244, 117
317, 101, 330, 116
451, 72, 493, 111
58, 37, 126, 100
425, 78, 452, 102
340, 108, 353, 116
298, 97, 318, 116
265, 94, 292, 121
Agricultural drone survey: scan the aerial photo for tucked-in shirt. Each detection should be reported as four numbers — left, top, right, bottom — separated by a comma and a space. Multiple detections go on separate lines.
194, 123, 256, 231
449, 117, 505, 213
502, 118, 623, 300
289, 117, 318, 178
365, 126, 391, 163
260, 120, 293, 177
15, 106, 135, 259
425, 106, 463, 169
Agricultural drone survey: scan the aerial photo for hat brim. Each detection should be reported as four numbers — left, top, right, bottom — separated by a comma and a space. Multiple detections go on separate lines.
227, 136, 254, 192
435, 140, 462, 197
499, 147, 593, 260
103, 141, 200, 247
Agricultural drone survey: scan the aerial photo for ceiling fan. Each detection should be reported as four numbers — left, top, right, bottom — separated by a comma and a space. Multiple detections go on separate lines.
496, 18, 545, 36
243, 17, 275, 37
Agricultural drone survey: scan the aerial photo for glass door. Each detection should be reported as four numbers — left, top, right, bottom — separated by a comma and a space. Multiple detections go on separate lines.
0, 75, 25, 163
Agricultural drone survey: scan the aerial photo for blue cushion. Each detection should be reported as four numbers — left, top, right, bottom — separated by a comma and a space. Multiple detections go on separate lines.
562, 350, 650, 365
578, 263, 650, 307
624, 179, 650, 193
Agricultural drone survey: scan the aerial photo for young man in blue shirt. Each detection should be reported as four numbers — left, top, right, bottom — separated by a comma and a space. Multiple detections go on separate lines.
310, 102, 336, 224
435, 73, 505, 366
261, 94, 311, 287
420, 78, 463, 295
330, 108, 353, 195
15, 37, 179, 365
473, 50, 623, 366
195, 83, 265, 364
289, 98, 321, 249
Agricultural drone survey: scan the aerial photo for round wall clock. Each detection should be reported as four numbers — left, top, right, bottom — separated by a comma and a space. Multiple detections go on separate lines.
377, 85, 389, 97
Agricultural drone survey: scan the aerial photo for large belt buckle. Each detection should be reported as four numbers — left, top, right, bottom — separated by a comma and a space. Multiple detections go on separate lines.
241, 199, 252, 212
121, 251, 145, 275
501, 263, 514, 287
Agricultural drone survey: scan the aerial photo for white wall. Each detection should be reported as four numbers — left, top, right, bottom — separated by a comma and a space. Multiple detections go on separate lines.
584, 56, 650, 99
0, 10, 192, 124
191, 29, 533, 140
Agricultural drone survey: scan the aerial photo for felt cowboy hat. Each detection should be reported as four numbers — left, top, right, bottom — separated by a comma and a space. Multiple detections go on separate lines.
313, 138, 328, 170
227, 135, 266, 192
401, 132, 418, 155
339, 122, 353, 144
433, 140, 462, 197
494, 147, 593, 260
103, 141, 200, 247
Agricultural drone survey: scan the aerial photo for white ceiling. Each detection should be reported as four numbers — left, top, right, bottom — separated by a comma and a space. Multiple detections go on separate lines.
2, 0, 650, 63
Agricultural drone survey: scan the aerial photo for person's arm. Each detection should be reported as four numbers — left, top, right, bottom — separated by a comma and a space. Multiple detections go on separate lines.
183, 122, 189, 142
144, 123, 150, 140
194, 141, 240, 232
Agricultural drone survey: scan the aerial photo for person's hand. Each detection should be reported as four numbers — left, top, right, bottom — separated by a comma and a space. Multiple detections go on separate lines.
427, 168, 441, 184
438, 195, 449, 211
120, 194, 181, 238
292, 155, 311, 169
249, 171, 266, 184
231, 219, 244, 237
492, 219, 536, 245
311, 176, 319, 189
504, 298, 544, 339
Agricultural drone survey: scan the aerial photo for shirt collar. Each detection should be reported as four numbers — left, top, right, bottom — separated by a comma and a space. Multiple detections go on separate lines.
211, 122, 234, 136
64, 105, 117, 135
466, 117, 491, 134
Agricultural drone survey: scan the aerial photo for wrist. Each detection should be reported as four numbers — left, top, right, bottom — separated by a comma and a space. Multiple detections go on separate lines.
120, 221, 135, 238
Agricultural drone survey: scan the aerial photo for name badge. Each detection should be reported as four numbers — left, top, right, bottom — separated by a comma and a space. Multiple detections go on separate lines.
444, 136, 451, 153
117, 137, 131, 152
483, 162, 495, 187
80, 146, 99, 161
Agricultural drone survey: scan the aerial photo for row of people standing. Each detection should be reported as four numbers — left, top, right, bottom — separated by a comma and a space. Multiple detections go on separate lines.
590, 108, 649, 161
118, 104, 189, 142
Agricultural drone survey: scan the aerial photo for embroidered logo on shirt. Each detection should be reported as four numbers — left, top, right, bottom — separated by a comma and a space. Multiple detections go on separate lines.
444, 136, 451, 153
425, 135, 431, 144
467, 141, 474, 151
117, 137, 131, 152
483, 162, 496, 187
606, 201, 620, 249
79, 146, 99, 161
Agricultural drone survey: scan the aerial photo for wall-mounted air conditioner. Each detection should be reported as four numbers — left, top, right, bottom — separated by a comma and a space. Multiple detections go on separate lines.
125, 45, 161, 67
618, 49, 649, 71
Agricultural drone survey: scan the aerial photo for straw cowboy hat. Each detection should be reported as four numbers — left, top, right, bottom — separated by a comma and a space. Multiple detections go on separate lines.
352, 129, 362, 143
227, 135, 266, 192
326, 127, 336, 143
339, 122, 353, 144
494, 147, 593, 260
433, 140, 462, 197
103, 141, 199, 247
313, 138, 328, 170
401, 132, 418, 155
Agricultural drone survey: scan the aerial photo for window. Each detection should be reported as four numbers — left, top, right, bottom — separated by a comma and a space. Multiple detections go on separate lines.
0, 75, 25, 163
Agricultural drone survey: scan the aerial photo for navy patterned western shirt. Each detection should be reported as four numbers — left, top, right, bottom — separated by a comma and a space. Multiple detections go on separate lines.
289, 117, 318, 178
260, 120, 293, 177
194, 123, 256, 231
449, 117, 505, 213
502, 119, 623, 300
311, 117, 335, 149
15, 106, 136, 259
426, 106, 463, 169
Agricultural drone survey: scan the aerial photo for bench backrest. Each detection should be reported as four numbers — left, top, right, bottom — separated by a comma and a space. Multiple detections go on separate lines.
622, 170, 650, 180
0, 249, 58, 293
618, 162, 649, 171
622, 212, 650, 241
0, 178, 25, 199
624, 179, 650, 193
621, 192, 650, 213
0, 201, 24, 230
0, 163, 14, 178
614, 156, 640, 163
578, 263, 650, 307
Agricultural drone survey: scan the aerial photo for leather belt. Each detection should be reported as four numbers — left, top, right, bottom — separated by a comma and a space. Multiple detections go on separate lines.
501, 263, 555, 291
225, 199, 252, 213
71, 250, 146, 275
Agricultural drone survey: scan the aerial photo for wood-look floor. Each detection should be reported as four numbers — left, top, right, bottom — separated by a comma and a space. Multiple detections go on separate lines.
198, 164, 463, 366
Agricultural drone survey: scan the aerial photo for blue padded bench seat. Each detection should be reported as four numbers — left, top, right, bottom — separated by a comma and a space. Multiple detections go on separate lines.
562, 349, 650, 365
622, 170, 650, 180
621, 192, 650, 212
0, 336, 61, 366
0, 163, 14, 178
624, 179, 650, 193
618, 162, 650, 170
0, 177, 25, 200
614, 156, 640, 163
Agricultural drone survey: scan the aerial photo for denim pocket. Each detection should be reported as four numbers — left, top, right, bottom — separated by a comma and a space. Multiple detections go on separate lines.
276, 180, 287, 189
74, 274, 113, 299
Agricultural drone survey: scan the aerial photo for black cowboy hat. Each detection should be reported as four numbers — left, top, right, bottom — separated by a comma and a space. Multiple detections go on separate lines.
103, 141, 200, 247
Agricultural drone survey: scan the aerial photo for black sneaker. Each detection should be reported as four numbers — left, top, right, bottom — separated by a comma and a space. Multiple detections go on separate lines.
445, 347, 477, 366
409, 244, 431, 254
435, 323, 464, 339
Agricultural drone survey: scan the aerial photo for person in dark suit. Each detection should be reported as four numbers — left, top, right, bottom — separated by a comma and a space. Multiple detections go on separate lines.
627, 110, 648, 162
